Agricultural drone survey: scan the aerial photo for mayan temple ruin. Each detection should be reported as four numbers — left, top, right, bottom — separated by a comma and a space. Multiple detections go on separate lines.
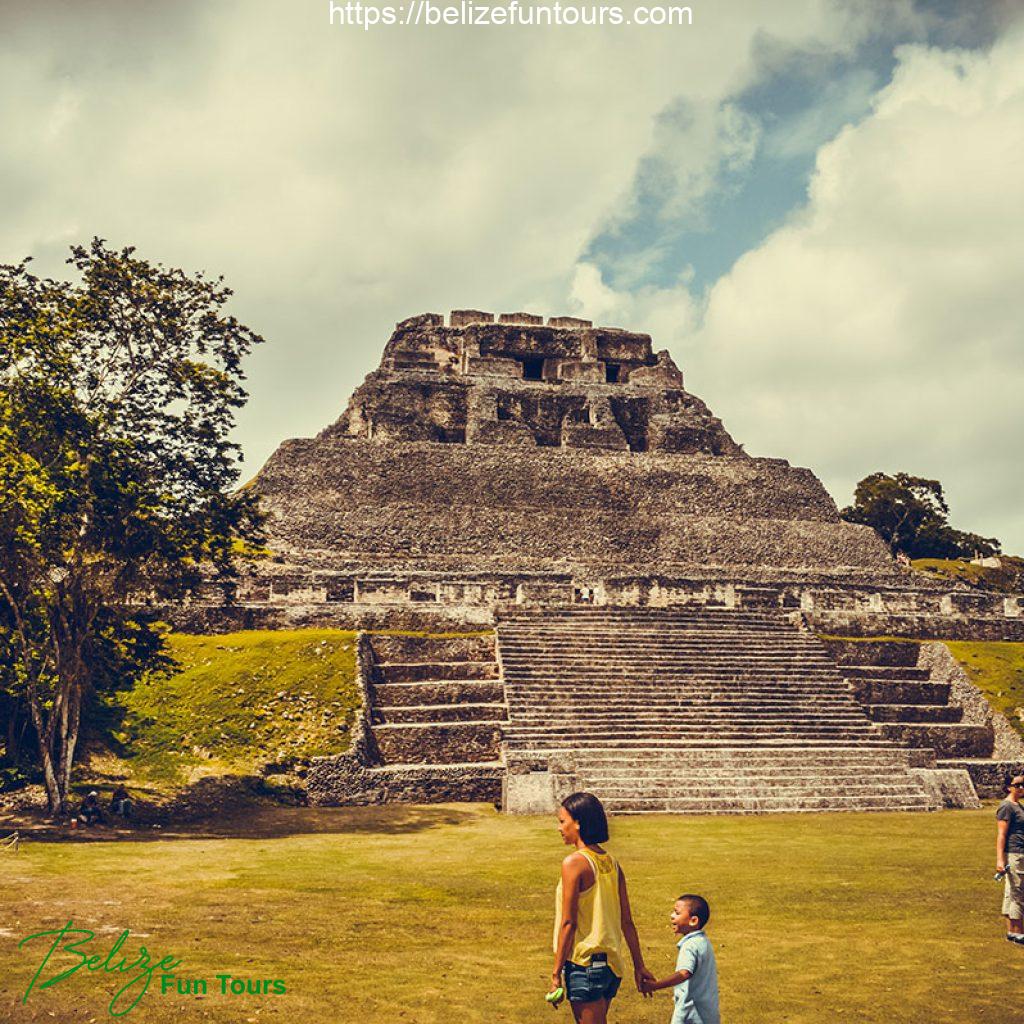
192, 310, 1024, 814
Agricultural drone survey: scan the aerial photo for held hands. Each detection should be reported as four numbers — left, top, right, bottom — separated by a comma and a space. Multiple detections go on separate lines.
635, 966, 657, 998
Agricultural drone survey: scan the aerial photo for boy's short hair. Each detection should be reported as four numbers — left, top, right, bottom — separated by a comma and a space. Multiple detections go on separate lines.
561, 791, 610, 844
1005, 771, 1024, 792
677, 894, 711, 928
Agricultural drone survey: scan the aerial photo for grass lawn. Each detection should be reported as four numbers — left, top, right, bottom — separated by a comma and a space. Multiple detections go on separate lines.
945, 642, 1024, 737
0, 805, 1014, 1023
90, 629, 361, 791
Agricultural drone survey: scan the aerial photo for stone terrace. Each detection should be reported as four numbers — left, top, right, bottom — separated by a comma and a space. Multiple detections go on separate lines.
498, 607, 946, 813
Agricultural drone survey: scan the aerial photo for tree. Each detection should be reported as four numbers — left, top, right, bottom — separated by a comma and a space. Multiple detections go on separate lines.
0, 239, 264, 816
840, 472, 1000, 560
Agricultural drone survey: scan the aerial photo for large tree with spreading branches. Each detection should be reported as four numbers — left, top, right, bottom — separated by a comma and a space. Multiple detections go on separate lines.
0, 239, 264, 816
840, 472, 1000, 560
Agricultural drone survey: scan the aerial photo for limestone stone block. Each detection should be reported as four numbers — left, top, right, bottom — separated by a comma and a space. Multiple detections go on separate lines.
498, 312, 544, 324
467, 420, 536, 446
450, 309, 495, 327
548, 316, 592, 328
628, 351, 684, 387
396, 312, 443, 330
466, 355, 523, 378
556, 359, 605, 383
503, 770, 557, 813
562, 424, 630, 451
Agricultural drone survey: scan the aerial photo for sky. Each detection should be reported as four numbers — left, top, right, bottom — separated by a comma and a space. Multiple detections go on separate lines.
1, 0, 1022, 551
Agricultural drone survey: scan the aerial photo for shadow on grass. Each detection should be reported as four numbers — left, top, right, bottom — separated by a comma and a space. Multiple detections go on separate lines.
2, 803, 487, 844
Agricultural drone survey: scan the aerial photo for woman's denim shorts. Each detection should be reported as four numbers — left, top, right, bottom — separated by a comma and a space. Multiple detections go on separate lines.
564, 955, 622, 1003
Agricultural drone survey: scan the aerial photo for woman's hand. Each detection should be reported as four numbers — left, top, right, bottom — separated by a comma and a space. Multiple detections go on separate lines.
550, 972, 563, 993
635, 965, 656, 997
998, 858, 1008, 874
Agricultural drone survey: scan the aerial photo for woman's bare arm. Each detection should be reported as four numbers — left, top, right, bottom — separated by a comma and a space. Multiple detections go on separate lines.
618, 868, 655, 995
552, 855, 585, 989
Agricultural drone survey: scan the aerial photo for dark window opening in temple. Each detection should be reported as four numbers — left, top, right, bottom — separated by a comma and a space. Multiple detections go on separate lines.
605, 362, 620, 383
326, 581, 355, 602
497, 404, 513, 421
521, 357, 544, 380
410, 589, 436, 603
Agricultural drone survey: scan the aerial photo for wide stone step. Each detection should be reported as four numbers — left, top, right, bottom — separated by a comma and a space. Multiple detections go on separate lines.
600, 795, 932, 814
580, 766, 920, 782
587, 782, 928, 800
502, 660, 838, 672
377, 660, 498, 683
506, 693, 864, 706
507, 739, 900, 753
504, 730, 883, 744
507, 703, 871, 716
369, 634, 495, 663
568, 744, 917, 758
506, 689, 861, 700
495, 626, 790, 634
508, 716, 874, 729
505, 724, 880, 736
500, 610, 786, 620
374, 681, 505, 706
377, 702, 508, 724
499, 642, 829, 654
849, 679, 951, 705
505, 682, 845, 695
879, 722, 992, 759
842, 666, 931, 681
866, 704, 963, 724
500, 619, 795, 629
503, 669, 843, 681
373, 722, 502, 763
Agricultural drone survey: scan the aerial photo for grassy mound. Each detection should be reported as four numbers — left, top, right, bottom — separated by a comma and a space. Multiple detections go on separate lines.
101, 629, 360, 786
946, 641, 1024, 735
912, 555, 1024, 592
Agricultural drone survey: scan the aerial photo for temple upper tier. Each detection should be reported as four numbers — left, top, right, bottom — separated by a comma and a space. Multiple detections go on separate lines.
323, 310, 742, 454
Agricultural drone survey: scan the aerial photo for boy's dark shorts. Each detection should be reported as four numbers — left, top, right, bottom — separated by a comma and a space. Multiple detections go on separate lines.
563, 955, 622, 1003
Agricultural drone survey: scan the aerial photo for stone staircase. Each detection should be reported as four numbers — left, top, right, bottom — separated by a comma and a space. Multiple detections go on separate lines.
370, 633, 506, 764
307, 632, 507, 805
820, 639, 994, 759
497, 607, 939, 814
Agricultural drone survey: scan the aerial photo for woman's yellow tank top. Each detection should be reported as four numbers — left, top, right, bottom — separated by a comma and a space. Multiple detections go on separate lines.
553, 847, 626, 977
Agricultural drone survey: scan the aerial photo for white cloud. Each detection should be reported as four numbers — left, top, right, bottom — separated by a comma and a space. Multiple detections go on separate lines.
0, 0, 885, 475
682, 26, 1024, 550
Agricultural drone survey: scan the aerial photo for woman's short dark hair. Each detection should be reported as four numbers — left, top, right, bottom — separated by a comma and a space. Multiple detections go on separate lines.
1006, 771, 1024, 792
561, 791, 609, 844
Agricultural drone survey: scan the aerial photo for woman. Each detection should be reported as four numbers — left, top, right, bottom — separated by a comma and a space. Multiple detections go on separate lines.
551, 791, 654, 1023
996, 772, 1024, 944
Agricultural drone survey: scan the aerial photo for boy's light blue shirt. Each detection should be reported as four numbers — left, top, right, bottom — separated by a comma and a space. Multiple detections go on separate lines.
670, 930, 720, 1024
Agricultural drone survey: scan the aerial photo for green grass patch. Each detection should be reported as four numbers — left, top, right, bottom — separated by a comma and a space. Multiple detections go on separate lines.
912, 556, 1024, 592
104, 629, 360, 785
946, 641, 1024, 736
0, 805, 1013, 1023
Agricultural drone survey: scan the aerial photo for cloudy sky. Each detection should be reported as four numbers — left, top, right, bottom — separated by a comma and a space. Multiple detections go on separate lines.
2, 0, 1021, 550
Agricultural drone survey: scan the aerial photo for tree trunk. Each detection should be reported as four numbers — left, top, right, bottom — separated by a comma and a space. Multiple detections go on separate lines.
58, 679, 82, 804
28, 697, 64, 817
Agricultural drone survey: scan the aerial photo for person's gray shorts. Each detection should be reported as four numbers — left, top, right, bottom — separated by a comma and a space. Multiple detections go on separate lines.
1002, 853, 1024, 918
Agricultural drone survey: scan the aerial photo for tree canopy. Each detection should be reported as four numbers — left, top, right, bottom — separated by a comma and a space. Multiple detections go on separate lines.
0, 239, 264, 814
840, 472, 1000, 560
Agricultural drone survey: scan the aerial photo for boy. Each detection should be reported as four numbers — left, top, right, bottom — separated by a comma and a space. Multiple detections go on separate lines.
641, 893, 720, 1024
